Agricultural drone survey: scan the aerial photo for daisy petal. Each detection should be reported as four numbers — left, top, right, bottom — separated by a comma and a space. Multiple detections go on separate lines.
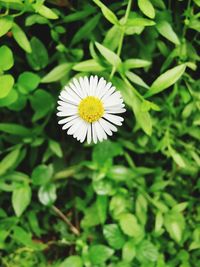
103, 114, 124, 126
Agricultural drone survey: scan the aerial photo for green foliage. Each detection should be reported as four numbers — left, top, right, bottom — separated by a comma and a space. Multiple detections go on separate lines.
0, 0, 200, 266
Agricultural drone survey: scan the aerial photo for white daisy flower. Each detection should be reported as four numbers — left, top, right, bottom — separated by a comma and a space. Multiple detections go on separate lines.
57, 75, 126, 144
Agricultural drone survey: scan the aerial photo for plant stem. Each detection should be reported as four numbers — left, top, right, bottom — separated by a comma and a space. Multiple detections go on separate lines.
110, 0, 132, 79
52, 205, 80, 236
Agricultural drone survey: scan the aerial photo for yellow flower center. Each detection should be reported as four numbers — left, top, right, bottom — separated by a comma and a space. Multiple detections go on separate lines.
78, 96, 104, 123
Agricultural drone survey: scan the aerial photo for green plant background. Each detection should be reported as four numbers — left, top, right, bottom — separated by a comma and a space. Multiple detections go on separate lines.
0, 0, 200, 266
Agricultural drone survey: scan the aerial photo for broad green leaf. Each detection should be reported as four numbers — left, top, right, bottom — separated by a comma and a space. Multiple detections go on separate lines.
89, 244, 114, 265
12, 226, 45, 250
49, 139, 63, 157
0, 75, 14, 99
126, 71, 149, 89
145, 64, 186, 97
26, 37, 49, 70
95, 42, 121, 67
103, 25, 122, 51
156, 21, 180, 45
33, 4, 58, 20
41, 63, 73, 83
107, 165, 135, 181
119, 213, 143, 238
93, 0, 119, 25
0, 45, 14, 71
168, 146, 186, 168
12, 23, 32, 53
138, 0, 155, 19
97, 195, 108, 224
123, 58, 151, 69
18, 71, 40, 93
0, 16, 13, 37
25, 14, 49, 26
103, 224, 126, 249
172, 202, 188, 213
0, 149, 20, 176
59, 256, 83, 267
136, 240, 158, 263
72, 59, 105, 72
30, 89, 54, 121
193, 0, 200, 6
155, 211, 164, 233
38, 184, 57, 206
71, 14, 100, 45
122, 239, 136, 262
12, 184, 31, 217
132, 93, 152, 135
135, 194, 148, 225
0, 89, 18, 107
92, 140, 123, 167
164, 211, 185, 243
81, 203, 102, 228
31, 164, 53, 185
0, 123, 32, 136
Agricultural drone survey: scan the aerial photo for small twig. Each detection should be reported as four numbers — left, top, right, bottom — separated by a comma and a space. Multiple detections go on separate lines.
52, 205, 80, 236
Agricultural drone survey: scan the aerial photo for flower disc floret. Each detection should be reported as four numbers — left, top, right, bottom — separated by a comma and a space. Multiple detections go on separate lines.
78, 96, 104, 123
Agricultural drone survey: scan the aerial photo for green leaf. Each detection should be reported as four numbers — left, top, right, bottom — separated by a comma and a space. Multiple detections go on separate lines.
0, 16, 13, 37
31, 164, 53, 185
81, 203, 102, 228
145, 64, 186, 97
132, 94, 152, 135
26, 37, 49, 70
95, 41, 121, 67
122, 239, 136, 262
25, 14, 49, 26
97, 195, 108, 224
72, 59, 105, 72
119, 213, 143, 238
126, 71, 149, 89
168, 146, 186, 168
164, 211, 185, 243
59, 256, 83, 267
41, 63, 73, 83
136, 240, 158, 263
12, 23, 32, 53
135, 194, 148, 225
93, 0, 119, 25
0, 123, 32, 136
0, 74, 14, 99
38, 184, 57, 206
138, 0, 155, 19
49, 139, 63, 158
12, 226, 45, 250
0, 45, 14, 71
0, 89, 18, 107
63, 8, 96, 23
0, 149, 20, 176
18, 71, 40, 93
12, 184, 31, 217
156, 21, 180, 45
103, 224, 126, 249
125, 17, 155, 27
92, 140, 123, 167
30, 89, 54, 121
123, 58, 151, 69
71, 14, 100, 45
33, 4, 58, 20
89, 244, 114, 265
155, 211, 164, 233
